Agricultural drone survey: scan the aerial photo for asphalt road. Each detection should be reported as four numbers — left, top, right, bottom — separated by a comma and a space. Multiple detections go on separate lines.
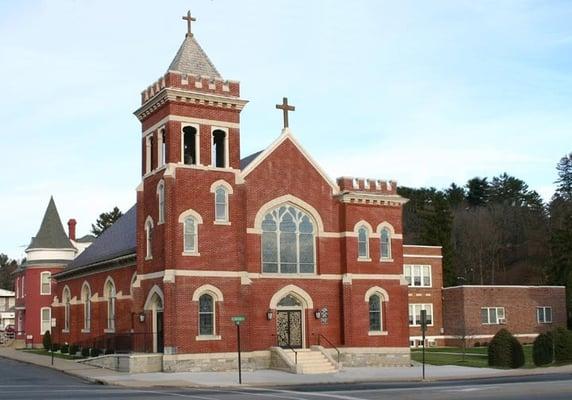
1, 357, 572, 400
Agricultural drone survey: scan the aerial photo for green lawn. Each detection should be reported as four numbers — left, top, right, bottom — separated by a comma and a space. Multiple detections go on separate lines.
411, 345, 535, 369
21, 349, 85, 360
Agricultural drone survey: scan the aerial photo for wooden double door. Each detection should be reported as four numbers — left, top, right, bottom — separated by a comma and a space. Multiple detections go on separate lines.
276, 310, 303, 349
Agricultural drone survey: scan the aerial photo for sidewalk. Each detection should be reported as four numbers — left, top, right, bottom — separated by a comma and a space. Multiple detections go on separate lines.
2, 347, 572, 388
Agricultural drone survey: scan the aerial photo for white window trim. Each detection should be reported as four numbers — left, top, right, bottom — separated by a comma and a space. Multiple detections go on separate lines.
211, 127, 229, 168
157, 126, 166, 168
537, 306, 553, 324
181, 123, 200, 165
355, 222, 372, 261
21, 276, 24, 297
481, 306, 506, 325
145, 134, 153, 174
408, 303, 434, 327
157, 180, 165, 225
40, 272, 51, 295
179, 209, 203, 256
40, 307, 51, 335
145, 216, 154, 260
104, 277, 117, 332
210, 180, 233, 224
82, 282, 91, 332
379, 227, 392, 261
404, 264, 432, 288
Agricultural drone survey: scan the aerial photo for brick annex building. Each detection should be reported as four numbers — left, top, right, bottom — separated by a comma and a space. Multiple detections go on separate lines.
42, 15, 420, 372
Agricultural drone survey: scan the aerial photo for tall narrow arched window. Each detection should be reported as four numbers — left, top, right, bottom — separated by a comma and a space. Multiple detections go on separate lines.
159, 128, 166, 166
157, 181, 165, 224
63, 287, 71, 332
82, 283, 91, 332
261, 205, 316, 274
380, 228, 391, 260
149, 135, 156, 171
214, 186, 228, 222
183, 126, 197, 165
105, 279, 116, 331
184, 217, 197, 254
357, 226, 369, 259
145, 135, 153, 173
198, 294, 214, 336
369, 294, 382, 332
212, 129, 227, 168
145, 218, 153, 259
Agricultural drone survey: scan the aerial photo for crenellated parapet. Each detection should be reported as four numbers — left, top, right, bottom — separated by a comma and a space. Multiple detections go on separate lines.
337, 177, 397, 195
140, 71, 240, 104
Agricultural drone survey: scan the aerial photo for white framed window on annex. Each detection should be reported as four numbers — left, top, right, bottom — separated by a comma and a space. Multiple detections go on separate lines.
404, 264, 432, 287
210, 180, 233, 225
178, 209, 203, 256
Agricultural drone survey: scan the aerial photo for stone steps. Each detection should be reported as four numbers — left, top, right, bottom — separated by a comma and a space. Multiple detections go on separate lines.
285, 349, 337, 374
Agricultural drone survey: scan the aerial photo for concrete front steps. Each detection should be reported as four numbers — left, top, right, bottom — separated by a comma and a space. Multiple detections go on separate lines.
268, 346, 339, 374
287, 349, 337, 374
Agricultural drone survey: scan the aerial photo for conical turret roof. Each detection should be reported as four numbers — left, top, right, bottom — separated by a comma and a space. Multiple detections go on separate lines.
168, 34, 221, 78
27, 197, 74, 250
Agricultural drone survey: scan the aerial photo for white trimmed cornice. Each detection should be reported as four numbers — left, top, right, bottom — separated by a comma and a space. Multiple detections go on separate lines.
336, 192, 409, 206
134, 88, 248, 121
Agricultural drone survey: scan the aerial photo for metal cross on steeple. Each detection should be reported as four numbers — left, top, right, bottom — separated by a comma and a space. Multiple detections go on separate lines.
276, 97, 295, 128
182, 10, 196, 37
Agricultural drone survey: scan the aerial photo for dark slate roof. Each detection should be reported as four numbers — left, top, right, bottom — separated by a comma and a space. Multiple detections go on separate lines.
76, 234, 96, 243
62, 205, 137, 274
27, 197, 74, 250
240, 150, 263, 170
168, 34, 221, 78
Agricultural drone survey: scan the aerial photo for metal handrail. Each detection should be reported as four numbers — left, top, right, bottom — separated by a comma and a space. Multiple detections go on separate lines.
285, 342, 298, 365
316, 333, 341, 364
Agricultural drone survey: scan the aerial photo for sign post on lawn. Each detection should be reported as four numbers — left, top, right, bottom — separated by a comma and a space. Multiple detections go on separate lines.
231, 316, 246, 384
420, 309, 427, 381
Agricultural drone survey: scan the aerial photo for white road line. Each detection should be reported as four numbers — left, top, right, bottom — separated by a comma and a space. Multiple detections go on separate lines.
247, 387, 367, 400
132, 389, 223, 399
191, 386, 309, 400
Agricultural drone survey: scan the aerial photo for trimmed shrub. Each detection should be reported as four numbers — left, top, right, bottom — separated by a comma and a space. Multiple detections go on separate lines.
533, 333, 554, 366
90, 348, 101, 358
60, 343, 69, 354
51, 343, 60, 352
553, 328, 572, 363
488, 329, 523, 368
42, 331, 51, 351
104, 348, 115, 355
81, 347, 91, 357
69, 344, 79, 355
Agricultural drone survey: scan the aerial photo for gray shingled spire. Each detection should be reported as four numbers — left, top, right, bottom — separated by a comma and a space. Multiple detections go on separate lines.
27, 197, 74, 250
168, 34, 221, 78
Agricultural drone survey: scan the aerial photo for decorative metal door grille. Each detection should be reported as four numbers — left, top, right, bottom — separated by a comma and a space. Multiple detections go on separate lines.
277, 310, 302, 348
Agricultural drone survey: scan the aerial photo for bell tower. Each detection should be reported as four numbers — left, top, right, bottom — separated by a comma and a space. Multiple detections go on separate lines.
134, 11, 248, 174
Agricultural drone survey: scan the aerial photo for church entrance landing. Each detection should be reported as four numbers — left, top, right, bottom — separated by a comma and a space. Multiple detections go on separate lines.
276, 294, 304, 349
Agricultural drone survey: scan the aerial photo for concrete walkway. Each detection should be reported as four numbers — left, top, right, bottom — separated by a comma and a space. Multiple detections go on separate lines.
2, 347, 572, 388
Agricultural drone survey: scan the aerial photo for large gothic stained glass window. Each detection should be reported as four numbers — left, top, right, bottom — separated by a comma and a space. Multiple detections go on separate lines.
262, 205, 316, 274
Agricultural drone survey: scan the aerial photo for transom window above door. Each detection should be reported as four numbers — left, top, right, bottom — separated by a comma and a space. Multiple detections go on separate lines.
277, 294, 303, 307
261, 205, 316, 274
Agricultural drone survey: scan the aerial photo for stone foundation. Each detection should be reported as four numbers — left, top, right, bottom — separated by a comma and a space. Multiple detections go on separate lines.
79, 353, 163, 373
162, 351, 271, 372
336, 347, 410, 367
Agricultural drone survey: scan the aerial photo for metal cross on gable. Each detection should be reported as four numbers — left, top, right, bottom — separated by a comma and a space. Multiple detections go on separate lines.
182, 10, 196, 37
276, 97, 295, 128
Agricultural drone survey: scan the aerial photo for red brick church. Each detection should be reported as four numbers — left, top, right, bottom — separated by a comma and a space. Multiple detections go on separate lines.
11, 12, 437, 373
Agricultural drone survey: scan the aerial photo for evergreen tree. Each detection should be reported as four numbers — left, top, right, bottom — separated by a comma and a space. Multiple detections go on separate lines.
91, 207, 123, 236
0, 254, 17, 291
466, 177, 489, 207
445, 183, 466, 209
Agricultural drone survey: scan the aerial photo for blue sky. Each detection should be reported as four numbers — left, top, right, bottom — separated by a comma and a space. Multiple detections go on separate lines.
0, 0, 570, 259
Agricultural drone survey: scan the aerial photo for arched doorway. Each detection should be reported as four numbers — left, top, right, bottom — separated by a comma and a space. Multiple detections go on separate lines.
144, 287, 164, 353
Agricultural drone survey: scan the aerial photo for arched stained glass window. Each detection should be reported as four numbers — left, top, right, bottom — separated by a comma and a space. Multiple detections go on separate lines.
184, 217, 197, 253
261, 205, 316, 274
199, 294, 214, 336
369, 294, 382, 332
63, 287, 71, 331
215, 186, 228, 222
357, 226, 369, 259
380, 228, 391, 260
